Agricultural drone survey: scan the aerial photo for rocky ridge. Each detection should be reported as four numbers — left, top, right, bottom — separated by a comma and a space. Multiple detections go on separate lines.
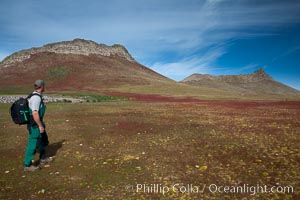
181, 69, 300, 96
1, 39, 135, 67
182, 69, 273, 83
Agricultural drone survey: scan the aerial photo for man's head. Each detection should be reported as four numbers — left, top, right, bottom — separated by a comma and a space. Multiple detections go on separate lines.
34, 80, 45, 93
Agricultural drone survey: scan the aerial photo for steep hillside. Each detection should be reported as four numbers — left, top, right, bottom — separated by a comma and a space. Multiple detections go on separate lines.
181, 69, 300, 97
0, 39, 173, 94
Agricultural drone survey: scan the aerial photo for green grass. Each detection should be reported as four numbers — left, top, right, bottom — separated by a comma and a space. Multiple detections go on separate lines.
0, 86, 31, 95
47, 66, 71, 80
114, 82, 300, 100
60, 92, 128, 102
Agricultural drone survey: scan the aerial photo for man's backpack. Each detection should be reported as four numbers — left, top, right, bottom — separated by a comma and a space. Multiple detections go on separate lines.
10, 93, 42, 125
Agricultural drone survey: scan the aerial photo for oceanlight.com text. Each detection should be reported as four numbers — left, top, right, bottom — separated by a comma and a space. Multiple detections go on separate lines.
128, 183, 294, 196
208, 184, 294, 196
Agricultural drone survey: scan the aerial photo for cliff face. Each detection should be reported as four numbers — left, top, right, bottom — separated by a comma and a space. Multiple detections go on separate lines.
1, 39, 135, 67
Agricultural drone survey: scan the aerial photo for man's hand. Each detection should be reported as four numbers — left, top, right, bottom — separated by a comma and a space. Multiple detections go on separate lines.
39, 126, 45, 134
32, 111, 44, 133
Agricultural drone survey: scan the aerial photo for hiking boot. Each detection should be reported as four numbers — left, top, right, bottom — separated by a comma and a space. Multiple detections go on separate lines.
24, 165, 40, 172
40, 157, 54, 165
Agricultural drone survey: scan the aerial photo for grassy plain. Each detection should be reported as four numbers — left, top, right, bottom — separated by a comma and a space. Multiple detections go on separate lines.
0, 99, 299, 199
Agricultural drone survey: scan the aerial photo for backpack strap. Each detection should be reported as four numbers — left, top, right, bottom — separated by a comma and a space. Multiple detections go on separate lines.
26, 92, 44, 107
26, 92, 44, 128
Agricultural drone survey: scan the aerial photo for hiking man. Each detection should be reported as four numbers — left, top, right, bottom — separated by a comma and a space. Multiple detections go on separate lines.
24, 80, 53, 171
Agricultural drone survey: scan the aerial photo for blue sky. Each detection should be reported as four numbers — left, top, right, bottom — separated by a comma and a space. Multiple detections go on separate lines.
1, 0, 300, 90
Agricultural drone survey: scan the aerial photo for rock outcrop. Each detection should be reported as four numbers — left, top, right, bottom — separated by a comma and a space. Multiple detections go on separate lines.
1, 39, 135, 67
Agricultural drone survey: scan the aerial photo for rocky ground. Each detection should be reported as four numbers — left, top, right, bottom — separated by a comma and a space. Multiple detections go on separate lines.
0, 96, 83, 104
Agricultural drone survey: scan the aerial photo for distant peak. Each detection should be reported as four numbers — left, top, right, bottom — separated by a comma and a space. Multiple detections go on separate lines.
253, 68, 267, 75
73, 38, 90, 42
252, 68, 272, 79
182, 69, 273, 83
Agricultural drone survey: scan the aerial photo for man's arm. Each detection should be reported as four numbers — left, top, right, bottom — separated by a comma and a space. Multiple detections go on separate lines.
32, 111, 45, 133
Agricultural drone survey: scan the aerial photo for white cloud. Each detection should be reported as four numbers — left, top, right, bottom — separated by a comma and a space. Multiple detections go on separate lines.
2, 1, 298, 51
222, 63, 261, 75
150, 47, 226, 81
1, 0, 300, 80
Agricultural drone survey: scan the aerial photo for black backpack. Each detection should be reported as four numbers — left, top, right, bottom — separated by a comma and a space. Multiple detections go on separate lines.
10, 93, 42, 125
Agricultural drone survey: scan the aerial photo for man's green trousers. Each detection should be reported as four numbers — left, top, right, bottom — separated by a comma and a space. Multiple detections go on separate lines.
24, 126, 46, 167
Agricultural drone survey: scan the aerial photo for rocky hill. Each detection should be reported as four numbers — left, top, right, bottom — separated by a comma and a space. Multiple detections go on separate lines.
181, 69, 300, 96
1, 39, 135, 67
0, 39, 299, 100
183, 69, 273, 83
0, 39, 172, 94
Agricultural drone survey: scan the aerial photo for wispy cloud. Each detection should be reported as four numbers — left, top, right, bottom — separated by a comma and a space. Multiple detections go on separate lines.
222, 63, 262, 75
270, 46, 300, 65
150, 46, 226, 81
2, 1, 299, 49
1, 0, 300, 80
